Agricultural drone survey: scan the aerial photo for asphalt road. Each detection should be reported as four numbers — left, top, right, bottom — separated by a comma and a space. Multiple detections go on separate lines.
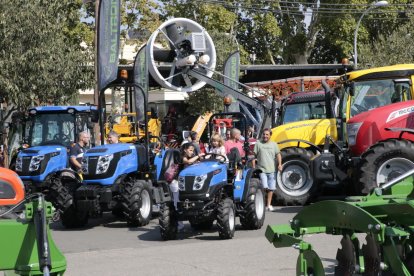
50, 206, 342, 276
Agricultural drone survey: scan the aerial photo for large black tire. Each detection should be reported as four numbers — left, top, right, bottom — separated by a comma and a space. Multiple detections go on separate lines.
276, 148, 316, 206
189, 217, 215, 230
159, 202, 178, 240
121, 179, 153, 227
61, 205, 89, 228
358, 139, 414, 194
239, 178, 265, 230
216, 197, 235, 239
47, 177, 74, 212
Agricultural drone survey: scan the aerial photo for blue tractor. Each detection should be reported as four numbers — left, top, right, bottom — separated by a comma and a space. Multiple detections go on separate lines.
15, 106, 98, 221
158, 112, 266, 240
75, 142, 156, 227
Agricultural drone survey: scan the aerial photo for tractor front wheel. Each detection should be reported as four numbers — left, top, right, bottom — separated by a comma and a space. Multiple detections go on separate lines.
216, 198, 235, 239
276, 148, 315, 206
121, 179, 153, 227
358, 139, 414, 194
239, 178, 265, 230
159, 202, 178, 240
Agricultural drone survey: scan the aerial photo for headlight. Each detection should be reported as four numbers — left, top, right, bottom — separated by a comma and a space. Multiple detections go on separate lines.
16, 156, 23, 172
193, 174, 207, 191
81, 157, 89, 174
29, 155, 44, 172
346, 122, 363, 146
178, 176, 185, 191
96, 154, 113, 174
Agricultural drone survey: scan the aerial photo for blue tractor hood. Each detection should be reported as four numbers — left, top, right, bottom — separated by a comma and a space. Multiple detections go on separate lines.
20, 145, 66, 156
82, 143, 147, 186
17, 146, 68, 181
179, 161, 225, 176
84, 143, 134, 156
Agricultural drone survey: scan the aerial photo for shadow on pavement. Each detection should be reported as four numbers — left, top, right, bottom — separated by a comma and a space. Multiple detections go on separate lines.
273, 206, 303, 214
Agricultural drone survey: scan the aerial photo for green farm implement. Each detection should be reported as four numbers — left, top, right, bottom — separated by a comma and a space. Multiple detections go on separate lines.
266, 169, 414, 275
0, 168, 66, 275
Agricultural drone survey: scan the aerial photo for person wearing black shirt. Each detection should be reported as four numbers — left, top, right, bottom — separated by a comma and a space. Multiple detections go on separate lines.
70, 131, 90, 172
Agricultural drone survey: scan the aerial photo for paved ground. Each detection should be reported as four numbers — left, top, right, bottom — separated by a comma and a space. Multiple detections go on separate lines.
50, 206, 342, 275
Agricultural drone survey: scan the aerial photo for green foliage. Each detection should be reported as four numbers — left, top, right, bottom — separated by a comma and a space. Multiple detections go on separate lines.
0, 0, 94, 113
185, 88, 224, 116
358, 17, 414, 68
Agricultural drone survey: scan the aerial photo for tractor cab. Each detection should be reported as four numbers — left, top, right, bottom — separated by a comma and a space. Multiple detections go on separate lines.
15, 105, 98, 214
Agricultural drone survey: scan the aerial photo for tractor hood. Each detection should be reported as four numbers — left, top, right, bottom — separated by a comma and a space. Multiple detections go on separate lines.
347, 100, 414, 156
271, 118, 337, 150
178, 160, 228, 200
20, 146, 66, 156
82, 143, 147, 185
179, 160, 224, 176
16, 146, 67, 180
85, 143, 133, 156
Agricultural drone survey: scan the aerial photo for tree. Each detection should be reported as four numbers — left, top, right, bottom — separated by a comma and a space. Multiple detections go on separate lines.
185, 88, 224, 116
0, 0, 94, 119
358, 17, 414, 68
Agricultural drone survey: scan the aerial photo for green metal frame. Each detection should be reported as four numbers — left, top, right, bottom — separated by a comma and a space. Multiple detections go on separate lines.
0, 200, 66, 275
266, 174, 414, 275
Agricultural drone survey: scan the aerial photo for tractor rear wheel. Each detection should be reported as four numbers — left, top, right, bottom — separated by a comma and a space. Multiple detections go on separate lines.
61, 205, 89, 228
358, 139, 414, 194
276, 148, 315, 206
159, 202, 178, 240
121, 179, 153, 227
216, 197, 235, 239
240, 178, 265, 230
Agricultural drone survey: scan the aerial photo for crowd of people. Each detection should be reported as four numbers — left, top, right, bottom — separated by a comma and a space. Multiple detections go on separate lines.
35, 123, 283, 214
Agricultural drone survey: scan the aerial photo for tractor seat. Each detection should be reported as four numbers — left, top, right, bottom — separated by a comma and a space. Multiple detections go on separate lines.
159, 149, 181, 182
0, 168, 25, 219
227, 147, 242, 172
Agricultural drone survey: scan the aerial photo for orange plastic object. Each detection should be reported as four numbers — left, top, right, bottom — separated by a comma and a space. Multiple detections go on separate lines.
0, 167, 25, 206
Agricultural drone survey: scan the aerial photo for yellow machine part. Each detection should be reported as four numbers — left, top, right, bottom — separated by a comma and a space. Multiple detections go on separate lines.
271, 118, 337, 150
191, 112, 213, 138
105, 112, 161, 143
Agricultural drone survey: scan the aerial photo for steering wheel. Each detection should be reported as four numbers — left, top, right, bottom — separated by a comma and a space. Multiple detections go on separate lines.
203, 153, 227, 163
53, 133, 71, 144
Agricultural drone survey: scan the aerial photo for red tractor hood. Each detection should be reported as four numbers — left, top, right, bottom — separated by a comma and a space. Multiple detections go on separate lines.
348, 100, 414, 156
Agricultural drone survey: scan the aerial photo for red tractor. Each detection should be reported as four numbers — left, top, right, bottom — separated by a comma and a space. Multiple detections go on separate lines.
312, 64, 414, 195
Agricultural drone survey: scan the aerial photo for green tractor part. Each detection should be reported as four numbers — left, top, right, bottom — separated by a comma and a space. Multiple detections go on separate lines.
266, 169, 414, 275
0, 194, 66, 275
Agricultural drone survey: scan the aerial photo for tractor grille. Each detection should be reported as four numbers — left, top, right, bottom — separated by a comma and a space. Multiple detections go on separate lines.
82, 153, 121, 180
18, 155, 51, 176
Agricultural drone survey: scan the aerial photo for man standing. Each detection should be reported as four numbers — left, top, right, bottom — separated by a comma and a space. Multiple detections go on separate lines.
253, 128, 282, 211
107, 131, 119, 144
70, 131, 90, 172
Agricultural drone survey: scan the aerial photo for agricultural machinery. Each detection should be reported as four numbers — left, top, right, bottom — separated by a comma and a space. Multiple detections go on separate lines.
272, 64, 414, 204
271, 88, 338, 205
266, 168, 414, 275
0, 167, 66, 275
158, 112, 265, 240
15, 106, 98, 215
